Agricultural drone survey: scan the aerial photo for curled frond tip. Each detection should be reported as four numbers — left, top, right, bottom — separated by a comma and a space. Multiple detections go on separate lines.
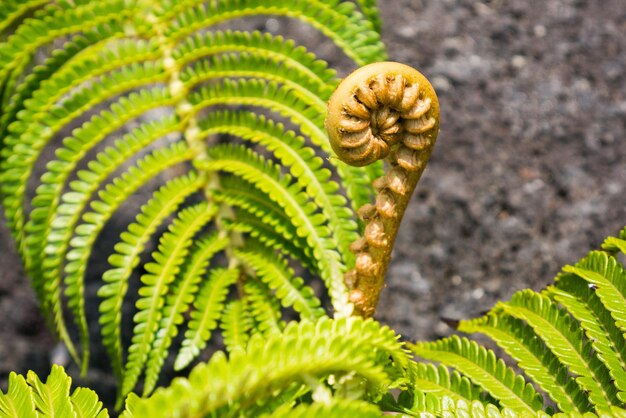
325, 62, 440, 317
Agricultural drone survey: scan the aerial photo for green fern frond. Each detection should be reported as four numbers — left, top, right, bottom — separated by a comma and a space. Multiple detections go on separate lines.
408, 363, 486, 405
0, 365, 108, 418
548, 273, 626, 402
174, 29, 336, 81
121, 317, 405, 417
27, 365, 74, 417
243, 279, 286, 335
410, 335, 544, 414
354, 0, 382, 33
603, 235, 626, 254
213, 175, 305, 246
142, 232, 229, 396
32, 117, 180, 358
261, 399, 382, 418
182, 52, 331, 110
4, 82, 170, 256
221, 299, 254, 353
415, 397, 533, 418
164, 0, 386, 65
2, 57, 166, 249
0, 0, 136, 80
0, 373, 36, 418
189, 77, 380, 211
0, 26, 135, 144
458, 313, 591, 413
198, 144, 350, 315
0, 1, 47, 34
213, 176, 315, 269
563, 251, 626, 336
1, 34, 159, 144
99, 172, 205, 380
70, 387, 110, 418
383, 362, 490, 417
175, 267, 239, 371
235, 243, 325, 321
199, 110, 359, 265
497, 289, 620, 410
121, 202, 217, 400
68, 141, 194, 373
0, 0, 439, 407
223, 216, 314, 271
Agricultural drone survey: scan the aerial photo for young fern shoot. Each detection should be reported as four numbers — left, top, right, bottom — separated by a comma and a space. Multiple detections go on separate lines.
325, 62, 440, 317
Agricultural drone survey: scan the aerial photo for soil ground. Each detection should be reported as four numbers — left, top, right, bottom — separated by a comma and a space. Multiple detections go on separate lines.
1, 0, 625, 412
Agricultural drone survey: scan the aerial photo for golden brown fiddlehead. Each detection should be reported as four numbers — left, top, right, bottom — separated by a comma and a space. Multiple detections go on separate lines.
325, 62, 440, 317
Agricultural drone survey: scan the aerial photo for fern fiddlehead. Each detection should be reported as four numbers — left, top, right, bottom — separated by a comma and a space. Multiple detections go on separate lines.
325, 61, 440, 317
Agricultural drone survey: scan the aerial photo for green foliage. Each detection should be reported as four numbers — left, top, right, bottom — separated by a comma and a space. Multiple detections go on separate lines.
0, 0, 385, 405
0, 365, 108, 418
435, 235, 626, 417
4, 232, 626, 417
120, 317, 407, 417
3, 1, 626, 418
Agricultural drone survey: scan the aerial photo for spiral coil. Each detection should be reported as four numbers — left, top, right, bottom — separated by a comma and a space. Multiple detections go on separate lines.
325, 62, 440, 317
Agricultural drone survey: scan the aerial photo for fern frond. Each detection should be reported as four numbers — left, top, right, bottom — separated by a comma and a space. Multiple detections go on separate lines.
189, 77, 380, 211
189, 78, 324, 144
174, 29, 337, 89
0, 373, 36, 418
413, 362, 486, 401
214, 175, 304, 245
70, 387, 110, 418
235, 243, 325, 321
213, 175, 315, 268
549, 273, 626, 402
243, 279, 286, 335
0, 25, 127, 143
67, 142, 194, 373
1, 44, 164, 247
563, 251, 626, 335
199, 110, 358, 265
354, 0, 382, 33
497, 289, 620, 410
142, 232, 229, 396
165, 0, 386, 65
603, 236, 626, 254
121, 202, 217, 401
0, 0, 47, 34
98, 172, 205, 380
221, 299, 254, 353
175, 267, 239, 371
422, 397, 530, 418
198, 144, 350, 315
0, 0, 138, 85
392, 362, 487, 416
4, 80, 170, 257
1, 34, 159, 147
458, 313, 591, 413
261, 399, 382, 418
121, 317, 405, 417
0, 365, 108, 418
27, 366, 81, 418
182, 53, 330, 110
410, 335, 544, 414
31, 117, 180, 363
223, 216, 314, 271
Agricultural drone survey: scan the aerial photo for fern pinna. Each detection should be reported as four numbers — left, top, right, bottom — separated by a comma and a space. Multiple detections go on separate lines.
0, 0, 387, 404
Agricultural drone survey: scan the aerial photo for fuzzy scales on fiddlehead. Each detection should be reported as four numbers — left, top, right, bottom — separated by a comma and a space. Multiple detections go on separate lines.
325, 62, 440, 317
